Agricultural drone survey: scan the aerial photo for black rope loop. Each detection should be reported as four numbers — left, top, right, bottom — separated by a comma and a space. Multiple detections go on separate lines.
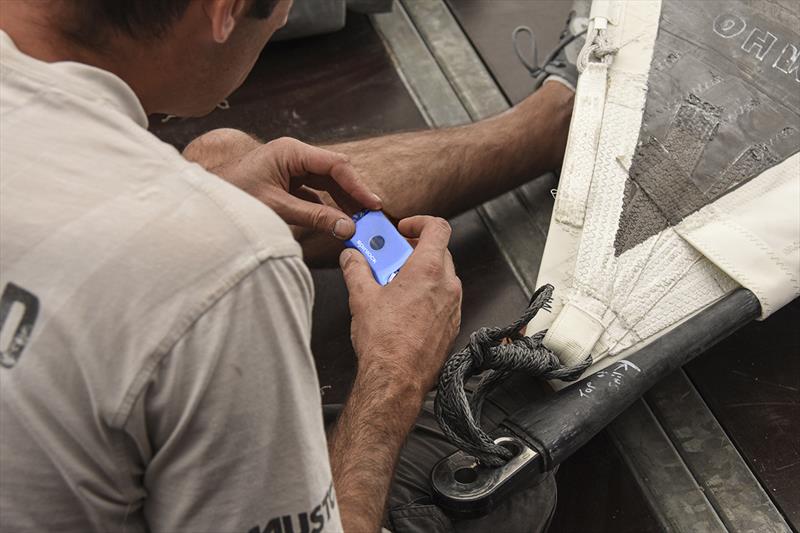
434, 285, 592, 467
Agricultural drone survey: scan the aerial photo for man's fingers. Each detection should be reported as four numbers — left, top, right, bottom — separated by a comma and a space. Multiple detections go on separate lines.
340, 248, 379, 297
268, 191, 356, 240
268, 137, 382, 211
398, 216, 452, 255
299, 174, 361, 215
398, 216, 448, 239
327, 154, 383, 211
292, 185, 325, 206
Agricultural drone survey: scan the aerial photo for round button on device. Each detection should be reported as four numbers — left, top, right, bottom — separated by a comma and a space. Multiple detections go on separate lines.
369, 235, 385, 250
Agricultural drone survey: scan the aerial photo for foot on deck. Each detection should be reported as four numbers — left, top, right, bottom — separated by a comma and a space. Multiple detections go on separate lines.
512, 0, 591, 91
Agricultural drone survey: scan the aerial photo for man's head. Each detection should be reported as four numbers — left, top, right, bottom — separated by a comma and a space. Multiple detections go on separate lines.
1, 0, 293, 116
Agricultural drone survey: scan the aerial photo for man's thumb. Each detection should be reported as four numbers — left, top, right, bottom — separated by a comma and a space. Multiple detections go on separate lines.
294, 202, 356, 240
340, 249, 377, 293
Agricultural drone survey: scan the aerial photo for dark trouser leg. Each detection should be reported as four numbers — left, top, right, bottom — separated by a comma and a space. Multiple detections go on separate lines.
324, 373, 558, 533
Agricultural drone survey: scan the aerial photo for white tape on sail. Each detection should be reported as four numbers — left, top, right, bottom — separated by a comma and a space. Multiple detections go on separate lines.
677, 153, 800, 318
544, 0, 662, 367
554, 62, 609, 229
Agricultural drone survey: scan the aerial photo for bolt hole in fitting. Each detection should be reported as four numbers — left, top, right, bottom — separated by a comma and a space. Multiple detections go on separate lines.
431, 436, 540, 515
499, 440, 521, 458
453, 466, 479, 485
452, 440, 522, 485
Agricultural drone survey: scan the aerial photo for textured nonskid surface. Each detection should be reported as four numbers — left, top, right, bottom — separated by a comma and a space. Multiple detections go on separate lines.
615, 0, 800, 255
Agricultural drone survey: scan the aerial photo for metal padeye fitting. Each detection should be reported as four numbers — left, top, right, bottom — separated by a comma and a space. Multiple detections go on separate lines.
430, 436, 540, 518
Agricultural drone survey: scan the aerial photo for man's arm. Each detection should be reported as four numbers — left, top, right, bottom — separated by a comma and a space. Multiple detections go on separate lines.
330, 216, 462, 532
184, 132, 382, 240
184, 82, 574, 265
183, 127, 467, 531
327, 82, 573, 221
328, 370, 424, 531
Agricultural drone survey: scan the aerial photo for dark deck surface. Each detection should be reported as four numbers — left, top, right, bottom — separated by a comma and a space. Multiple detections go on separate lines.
447, 0, 571, 105
686, 302, 800, 526
150, 4, 798, 531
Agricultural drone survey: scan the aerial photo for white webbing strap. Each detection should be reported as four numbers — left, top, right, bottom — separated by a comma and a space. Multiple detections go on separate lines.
543, 302, 605, 367
589, 0, 623, 27
554, 0, 622, 229
577, 0, 620, 73
554, 61, 609, 228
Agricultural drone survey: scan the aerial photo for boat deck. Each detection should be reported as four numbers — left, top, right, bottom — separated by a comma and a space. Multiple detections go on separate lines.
150, 2, 799, 531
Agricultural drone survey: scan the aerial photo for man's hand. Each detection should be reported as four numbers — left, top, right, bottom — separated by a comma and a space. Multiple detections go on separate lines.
212, 136, 382, 239
330, 216, 462, 533
340, 215, 462, 394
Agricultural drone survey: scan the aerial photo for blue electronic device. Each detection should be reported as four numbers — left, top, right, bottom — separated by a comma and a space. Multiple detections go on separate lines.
345, 210, 413, 285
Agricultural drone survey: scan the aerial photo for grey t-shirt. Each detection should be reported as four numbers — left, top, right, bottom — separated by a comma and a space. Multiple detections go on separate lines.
0, 31, 341, 533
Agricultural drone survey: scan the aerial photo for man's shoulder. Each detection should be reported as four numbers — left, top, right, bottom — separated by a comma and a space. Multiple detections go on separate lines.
156, 151, 302, 262
0, 96, 307, 402
5, 86, 298, 262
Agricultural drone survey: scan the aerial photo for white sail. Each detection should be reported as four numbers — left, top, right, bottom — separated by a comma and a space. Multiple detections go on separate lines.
527, 0, 800, 377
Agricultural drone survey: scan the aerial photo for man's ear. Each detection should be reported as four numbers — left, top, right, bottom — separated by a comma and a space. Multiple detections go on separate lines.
205, 0, 250, 43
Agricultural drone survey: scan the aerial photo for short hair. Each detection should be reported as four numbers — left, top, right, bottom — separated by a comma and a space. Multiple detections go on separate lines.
60, 0, 279, 48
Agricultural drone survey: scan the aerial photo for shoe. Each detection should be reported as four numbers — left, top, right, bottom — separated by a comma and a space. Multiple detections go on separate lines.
512, 0, 591, 91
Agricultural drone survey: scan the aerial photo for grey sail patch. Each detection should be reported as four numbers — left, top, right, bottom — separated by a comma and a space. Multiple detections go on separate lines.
706, 143, 780, 199
631, 136, 706, 221
663, 94, 722, 176
614, 0, 800, 257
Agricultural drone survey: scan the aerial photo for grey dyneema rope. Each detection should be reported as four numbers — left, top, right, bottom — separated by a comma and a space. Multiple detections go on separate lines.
434, 285, 592, 467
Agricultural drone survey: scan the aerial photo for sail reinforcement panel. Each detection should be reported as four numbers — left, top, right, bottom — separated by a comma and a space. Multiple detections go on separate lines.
527, 0, 799, 374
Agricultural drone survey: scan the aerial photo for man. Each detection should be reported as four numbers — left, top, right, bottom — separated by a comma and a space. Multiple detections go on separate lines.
0, 0, 576, 531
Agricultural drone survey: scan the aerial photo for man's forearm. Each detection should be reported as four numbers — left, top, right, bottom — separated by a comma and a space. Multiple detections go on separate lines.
326, 82, 573, 220
328, 370, 424, 533
298, 82, 574, 264
182, 82, 574, 265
